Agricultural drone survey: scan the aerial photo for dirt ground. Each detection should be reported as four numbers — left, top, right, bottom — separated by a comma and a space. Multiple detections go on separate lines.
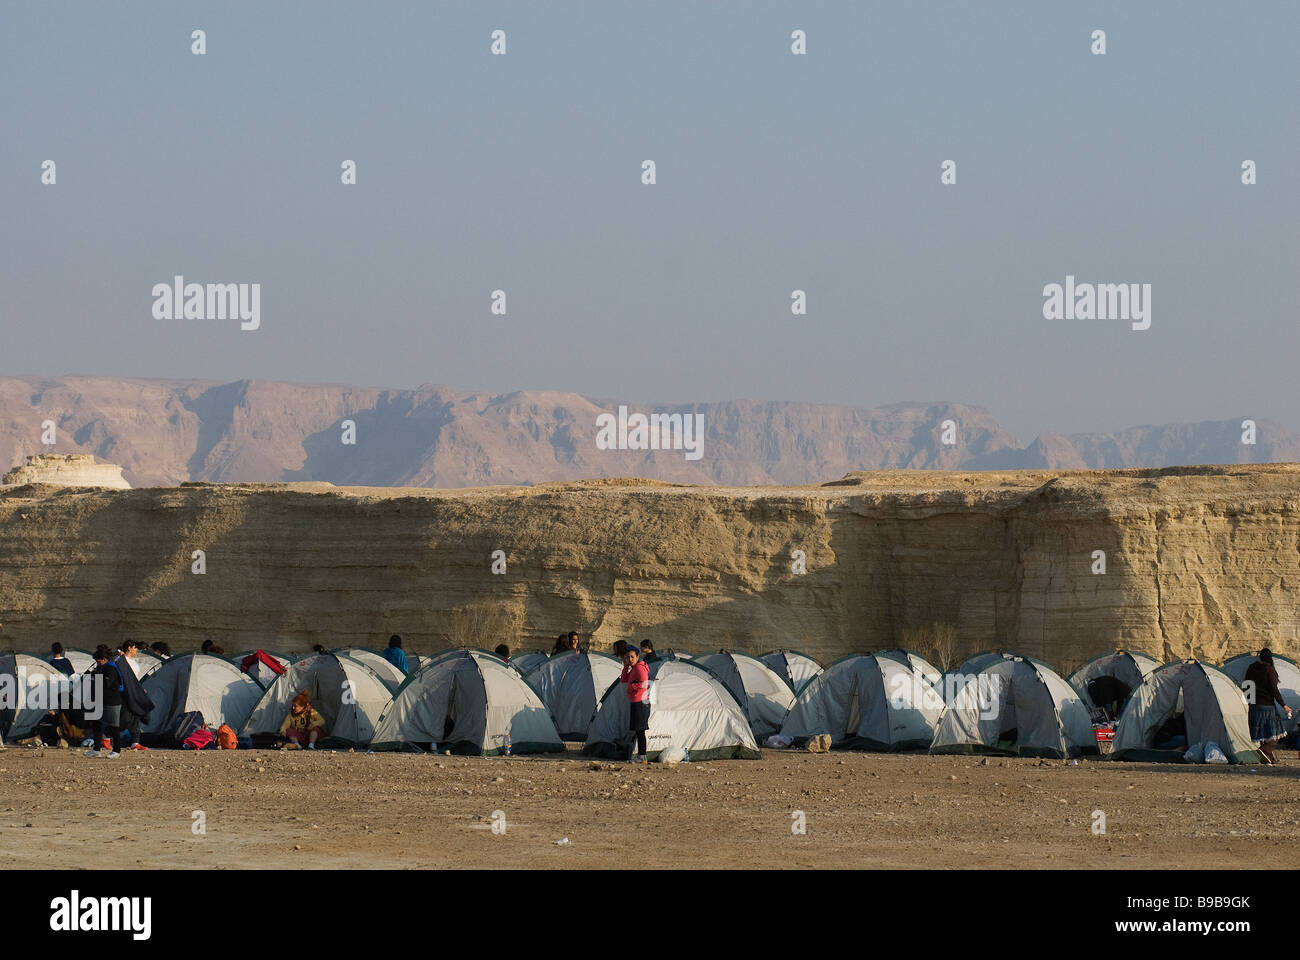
2, 744, 1299, 869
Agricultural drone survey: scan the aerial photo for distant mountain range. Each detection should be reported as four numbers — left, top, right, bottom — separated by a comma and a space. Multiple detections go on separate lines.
1, 376, 1295, 488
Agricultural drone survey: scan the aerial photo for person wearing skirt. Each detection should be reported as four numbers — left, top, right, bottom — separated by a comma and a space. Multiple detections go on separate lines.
1244, 648, 1292, 764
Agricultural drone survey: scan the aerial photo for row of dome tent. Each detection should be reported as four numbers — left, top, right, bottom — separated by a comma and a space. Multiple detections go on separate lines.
4, 645, 1288, 765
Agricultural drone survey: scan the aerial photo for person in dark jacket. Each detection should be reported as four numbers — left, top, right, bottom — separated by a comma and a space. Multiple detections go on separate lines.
49, 643, 75, 677
86, 645, 123, 759
641, 639, 660, 664
1244, 648, 1291, 764
114, 640, 155, 751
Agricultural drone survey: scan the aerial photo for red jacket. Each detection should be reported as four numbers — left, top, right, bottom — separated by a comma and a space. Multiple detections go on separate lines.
621, 661, 649, 703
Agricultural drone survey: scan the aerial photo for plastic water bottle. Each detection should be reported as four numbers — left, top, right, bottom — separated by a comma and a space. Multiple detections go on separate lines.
503, 736, 512, 757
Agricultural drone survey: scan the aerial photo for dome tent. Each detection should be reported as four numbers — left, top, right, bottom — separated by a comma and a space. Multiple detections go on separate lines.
142, 654, 265, 741
240, 652, 394, 748
0, 655, 67, 740
331, 647, 406, 690
941, 650, 1014, 704
694, 651, 797, 738
779, 652, 943, 751
583, 659, 760, 761
526, 650, 623, 740
62, 648, 96, 674
129, 650, 163, 679
1068, 650, 1159, 718
1110, 660, 1260, 764
759, 650, 823, 694
1221, 652, 1300, 738
931, 656, 1094, 759
512, 651, 550, 674
370, 649, 563, 755
877, 648, 942, 689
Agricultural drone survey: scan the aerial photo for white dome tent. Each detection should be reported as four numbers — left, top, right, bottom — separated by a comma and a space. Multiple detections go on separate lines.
525, 650, 623, 740
693, 651, 797, 738
142, 654, 265, 742
759, 649, 823, 694
370, 649, 563, 755
931, 656, 1094, 758
779, 652, 943, 751
331, 647, 406, 690
241, 652, 395, 748
583, 659, 760, 761
1111, 660, 1260, 764
0, 655, 67, 741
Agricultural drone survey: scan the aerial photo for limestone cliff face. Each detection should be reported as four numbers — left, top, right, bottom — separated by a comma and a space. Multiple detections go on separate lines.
0, 465, 1297, 669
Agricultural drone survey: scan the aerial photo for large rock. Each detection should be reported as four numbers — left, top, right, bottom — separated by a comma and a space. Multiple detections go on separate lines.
2, 454, 130, 490
0, 465, 1298, 669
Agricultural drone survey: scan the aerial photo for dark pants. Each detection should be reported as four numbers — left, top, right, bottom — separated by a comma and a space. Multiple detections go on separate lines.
120, 708, 144, 747
94, 704, 121, 753
629, 701, 650, 756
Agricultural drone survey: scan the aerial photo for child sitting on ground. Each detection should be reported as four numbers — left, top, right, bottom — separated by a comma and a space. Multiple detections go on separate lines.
279, 691, 326, 749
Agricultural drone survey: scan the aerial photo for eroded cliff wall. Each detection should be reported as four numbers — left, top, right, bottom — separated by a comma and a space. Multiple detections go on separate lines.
1, 465, 1297, 668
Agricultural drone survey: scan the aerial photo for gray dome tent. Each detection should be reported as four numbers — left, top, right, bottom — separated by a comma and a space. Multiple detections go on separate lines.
694, 652, 797, 738
240, 652, 395, 747
143, 654, 265, 739
0, 655, 66, 740
526, 650, 623, 740
1068, 650, 1159, 719
370, 649, 563, 755
62, 648, 95, 674
780, 652, 944, 751
759, 650, 823, 694
583, 659, 760, 761
1111, 660, 1260, 764
941, 650, 1015, 704
931, 656, 1094, 758
128, 650, 163, 679
332, 647, 406, 689
1222, 652, 1300, 738
512, 651, 550, 674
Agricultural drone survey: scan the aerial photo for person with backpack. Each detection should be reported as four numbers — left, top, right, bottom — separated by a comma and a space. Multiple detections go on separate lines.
620, 644, 651, 764
85, 645, 123, 759
381, 634, 408, 672
114, 640, 155, 751
279, 691, 326, 749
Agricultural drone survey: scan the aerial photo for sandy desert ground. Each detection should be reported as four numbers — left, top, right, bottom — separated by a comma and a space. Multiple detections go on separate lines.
2, 745, 1299, 869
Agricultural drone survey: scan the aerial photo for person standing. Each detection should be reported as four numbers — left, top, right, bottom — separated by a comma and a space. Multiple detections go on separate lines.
1244, 648, 1292, 764
86, 645, 123, 759
641, 639, 660, 664
494, 644, 511, 664
382, 634, 408, 672
114, 640, 154, 751
620, 644, 651, 763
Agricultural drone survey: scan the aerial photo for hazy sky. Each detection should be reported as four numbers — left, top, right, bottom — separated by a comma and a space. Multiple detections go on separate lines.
2, 1, 1295, 442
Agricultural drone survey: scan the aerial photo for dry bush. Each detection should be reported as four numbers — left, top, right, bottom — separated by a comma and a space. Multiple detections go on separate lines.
441, 601, 520, 652
903, 622, 960, 673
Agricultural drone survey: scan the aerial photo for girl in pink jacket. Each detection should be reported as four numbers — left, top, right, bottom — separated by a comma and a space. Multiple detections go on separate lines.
621, 645, 651, 763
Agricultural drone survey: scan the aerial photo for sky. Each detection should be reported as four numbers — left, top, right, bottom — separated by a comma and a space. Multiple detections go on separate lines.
1, 0, 1296, 442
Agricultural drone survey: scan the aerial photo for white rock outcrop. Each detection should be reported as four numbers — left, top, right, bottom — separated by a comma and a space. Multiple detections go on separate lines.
2, 454, 131, 489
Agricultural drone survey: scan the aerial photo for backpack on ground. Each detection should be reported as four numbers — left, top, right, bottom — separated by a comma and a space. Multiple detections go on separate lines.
171, 711, 205, 747
215, 724, 238, 750
183, 728, 216, 750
